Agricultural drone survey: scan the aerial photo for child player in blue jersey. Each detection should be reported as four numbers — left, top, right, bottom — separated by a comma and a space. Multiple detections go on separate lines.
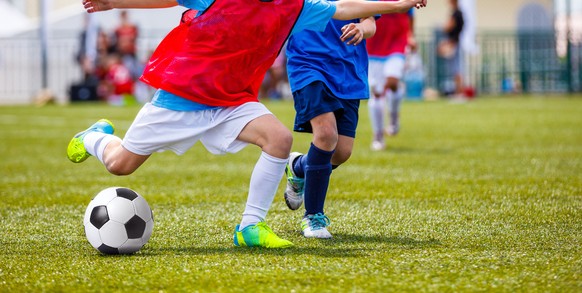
284, 2, 421, 238
283, 11, 374, 239
73, 0, 427, 248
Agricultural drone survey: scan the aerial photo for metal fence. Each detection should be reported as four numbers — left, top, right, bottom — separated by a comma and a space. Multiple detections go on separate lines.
420, 29, 581, 96
0, 29, 580, 105
0, 31, 168, 104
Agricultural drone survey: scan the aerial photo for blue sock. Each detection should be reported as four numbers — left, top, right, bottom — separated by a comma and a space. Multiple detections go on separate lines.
293, 154, 306, 178
302, 143, 334, 216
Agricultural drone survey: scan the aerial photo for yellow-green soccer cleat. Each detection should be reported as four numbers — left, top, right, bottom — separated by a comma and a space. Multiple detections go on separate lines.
233, 222, 294, 248
67, 119, 115, 163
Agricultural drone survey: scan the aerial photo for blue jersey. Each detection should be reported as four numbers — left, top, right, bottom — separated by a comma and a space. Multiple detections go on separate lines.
286, 10, 370, 100
155, 0, 337, 111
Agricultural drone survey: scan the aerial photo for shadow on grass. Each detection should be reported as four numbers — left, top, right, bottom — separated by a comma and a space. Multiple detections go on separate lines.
140, 234, 441, 258
331, 233, 442, 247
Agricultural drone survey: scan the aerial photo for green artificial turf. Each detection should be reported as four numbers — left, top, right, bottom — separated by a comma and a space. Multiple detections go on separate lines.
0, 96, 580, 292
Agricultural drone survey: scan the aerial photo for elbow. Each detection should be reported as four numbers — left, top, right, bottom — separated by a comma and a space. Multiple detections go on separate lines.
365, 25, 376, 39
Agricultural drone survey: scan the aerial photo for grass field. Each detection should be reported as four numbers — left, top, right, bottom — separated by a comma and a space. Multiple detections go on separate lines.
0, 95, 581, 292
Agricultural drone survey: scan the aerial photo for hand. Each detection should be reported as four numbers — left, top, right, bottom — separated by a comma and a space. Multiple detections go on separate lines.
340, 23, 365, 46
83, 0, 114, 13
407, 36, 418, 52
399, 0, 427, 12
415, 0, 427, 8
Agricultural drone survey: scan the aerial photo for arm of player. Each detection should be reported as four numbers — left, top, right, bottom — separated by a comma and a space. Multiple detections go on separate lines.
334, 0, 427, 20
407, 10, 417, 52
82, 0, 178, 13
340, 16, 376, 46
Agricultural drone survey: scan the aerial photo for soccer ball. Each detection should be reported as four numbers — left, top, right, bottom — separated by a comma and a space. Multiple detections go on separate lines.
83, 187, 154, 254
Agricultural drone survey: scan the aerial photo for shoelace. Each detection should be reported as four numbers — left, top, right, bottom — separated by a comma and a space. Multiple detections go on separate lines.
256, 222, 273, 234
309, 213, 330, 230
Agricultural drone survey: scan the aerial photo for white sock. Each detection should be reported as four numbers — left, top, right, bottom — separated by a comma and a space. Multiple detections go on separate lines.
239, 151, 287, 230
388, 87, 403, 112
83, 132, 121, 164
388, 87, 404, 126
368, 96, 386, 141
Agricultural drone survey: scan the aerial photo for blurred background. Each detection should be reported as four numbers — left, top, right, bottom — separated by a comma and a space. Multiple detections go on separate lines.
0, 0, 580, 105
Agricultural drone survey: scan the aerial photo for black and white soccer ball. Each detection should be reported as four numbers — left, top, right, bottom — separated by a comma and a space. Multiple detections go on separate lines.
83, 187, 154, 254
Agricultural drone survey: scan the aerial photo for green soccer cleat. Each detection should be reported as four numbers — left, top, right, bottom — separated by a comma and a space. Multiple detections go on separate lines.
233, 222, 294, 248
67, 119, 115, 163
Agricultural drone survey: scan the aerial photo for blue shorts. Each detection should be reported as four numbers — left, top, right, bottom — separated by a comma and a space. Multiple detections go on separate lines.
292, 81, 361, 138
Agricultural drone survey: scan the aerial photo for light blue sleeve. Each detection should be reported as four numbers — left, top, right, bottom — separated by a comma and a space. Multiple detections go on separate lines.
292, 0, 337, 34
177, 0, 214, 11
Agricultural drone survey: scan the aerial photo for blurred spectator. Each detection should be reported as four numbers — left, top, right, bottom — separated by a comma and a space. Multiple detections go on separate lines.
101, 53, 135, 106
113, 10, 141, 79
260, 47, 287, 100
73, 11, 145, 105
76, 14, 100, 84
438, 0, 465, 99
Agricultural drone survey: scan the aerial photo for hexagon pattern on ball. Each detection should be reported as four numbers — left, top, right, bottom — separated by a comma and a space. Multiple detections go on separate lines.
83, 187, 154, 255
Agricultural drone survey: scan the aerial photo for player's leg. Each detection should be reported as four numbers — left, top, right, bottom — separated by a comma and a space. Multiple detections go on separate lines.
300, 101, 358, 239
99, 139, 150, 175
332, 97, 359, 167
384, 55, 406, 136
368, 59, 387, 151
385, 76, 402, 136
304, 111, 337, 220
331, 134, 355, 167
368, 96, 387, 150
284, 81, 334, 211
453, 46, 465, 98
228, 107, 294, 248
67, 119, 149, 175
237, 114, 293, 229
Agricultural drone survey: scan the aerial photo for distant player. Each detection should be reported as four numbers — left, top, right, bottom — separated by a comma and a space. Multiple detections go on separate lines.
366, 5, 416, 151
71, 0, 427, 248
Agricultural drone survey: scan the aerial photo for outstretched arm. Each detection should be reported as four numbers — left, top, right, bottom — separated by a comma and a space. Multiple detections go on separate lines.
334, 0, 427, 20
82, 0, 178, 13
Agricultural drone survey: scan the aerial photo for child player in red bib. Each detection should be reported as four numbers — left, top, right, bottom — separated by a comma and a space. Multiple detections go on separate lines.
69, 0, 428, 248
367, 5, 416, 151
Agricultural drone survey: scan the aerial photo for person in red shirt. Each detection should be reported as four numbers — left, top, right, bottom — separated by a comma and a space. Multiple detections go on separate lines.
114, 10, 138, 57
102, 54, 134, 105
366, 6, 416, 151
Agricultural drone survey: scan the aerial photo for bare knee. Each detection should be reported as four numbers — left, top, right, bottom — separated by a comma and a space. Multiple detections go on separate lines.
387, 77, 399, 92
275, 129, 293, 156
264, 128, 293, 159
313, 124, 339, 151
105, 160, 136, 176
102, 147, 147, 176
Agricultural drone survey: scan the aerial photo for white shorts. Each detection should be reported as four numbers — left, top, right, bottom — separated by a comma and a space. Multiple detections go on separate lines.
368, 55, 406, 94
122, 102, 271, 156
